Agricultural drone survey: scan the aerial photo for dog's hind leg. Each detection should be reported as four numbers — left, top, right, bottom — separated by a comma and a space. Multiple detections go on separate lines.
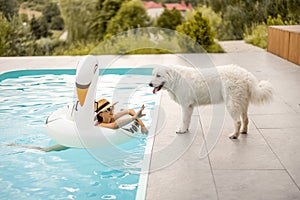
228, 118, 241, 139
226, 101, 242, 139
176, 105, 193, 134
240, 107, 249, 134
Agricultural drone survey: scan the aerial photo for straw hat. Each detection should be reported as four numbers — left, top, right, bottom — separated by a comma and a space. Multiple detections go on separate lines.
94, 99, 117, 113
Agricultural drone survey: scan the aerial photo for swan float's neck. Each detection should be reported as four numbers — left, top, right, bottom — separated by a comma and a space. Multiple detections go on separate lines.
73, 56, 99, 129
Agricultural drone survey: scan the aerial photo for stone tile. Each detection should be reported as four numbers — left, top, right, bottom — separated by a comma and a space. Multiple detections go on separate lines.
147, 89, 216, 200
198, 105, 257, 134
261, 128, 300, 188
248, 94, 297, 115
198, 104, 230, 129
150, 89, 209, 168
0, 56, 80, 72
180, 53, 224, 68
251, 114, 300, 129
214, 170, 300, 200
155, 91, 201, 137
209, 133, 283, 170
150, 104, 208, 171
219, 41, 265, 53
226, 52, 271, 69
285, 100, 300, 114
146, 169, 217, 200
159, 91, 200, 115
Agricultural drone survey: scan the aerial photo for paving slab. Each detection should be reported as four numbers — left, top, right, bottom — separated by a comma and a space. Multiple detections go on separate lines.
261, 128, 300, 187
214, 170, 300, 200
146, 92, 217, 200
251, 114, 300, 129
209, 132, 283, 170
218, 40, 265, 53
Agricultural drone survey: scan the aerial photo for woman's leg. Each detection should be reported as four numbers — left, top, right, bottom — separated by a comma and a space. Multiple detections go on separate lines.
5, 143, 70, 152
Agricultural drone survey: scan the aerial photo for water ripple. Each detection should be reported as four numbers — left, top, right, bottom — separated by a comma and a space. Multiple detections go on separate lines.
99, 170, 130, 180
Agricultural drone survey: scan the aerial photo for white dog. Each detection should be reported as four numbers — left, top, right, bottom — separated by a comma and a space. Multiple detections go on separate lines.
149, 65, 273, 139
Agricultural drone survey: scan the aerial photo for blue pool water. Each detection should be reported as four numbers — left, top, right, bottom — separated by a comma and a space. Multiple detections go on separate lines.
0, 69, 157, 200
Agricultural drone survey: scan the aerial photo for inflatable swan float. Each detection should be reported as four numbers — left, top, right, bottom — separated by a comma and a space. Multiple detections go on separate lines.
45, 55, 141, 148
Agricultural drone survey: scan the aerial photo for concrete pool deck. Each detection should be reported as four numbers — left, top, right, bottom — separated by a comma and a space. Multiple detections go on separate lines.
1, 51, 300, 199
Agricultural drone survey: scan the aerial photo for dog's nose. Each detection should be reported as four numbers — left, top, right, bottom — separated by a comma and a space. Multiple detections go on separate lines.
149, 83, 153, 87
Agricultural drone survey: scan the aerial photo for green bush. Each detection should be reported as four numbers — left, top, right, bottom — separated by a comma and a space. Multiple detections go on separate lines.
53, 41, 96, 56
206, 42, 225, 53
91, 28, 180, 55
156, 8, 182, 30
106, 1, 150, 36
0, 13, 11, 55
244, 24, 268, 49
187, 6, 222, 33
208, 0, 299, 40
216, 5, 247, 40
244, 14, 295, 49
127, 48, 172, 54
176, 11, 223, 53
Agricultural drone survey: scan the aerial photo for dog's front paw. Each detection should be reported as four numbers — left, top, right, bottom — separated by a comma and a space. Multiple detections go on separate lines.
176, 129, 188, 134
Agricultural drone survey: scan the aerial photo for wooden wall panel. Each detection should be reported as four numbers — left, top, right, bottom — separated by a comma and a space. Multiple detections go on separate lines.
268, 26, 300, 66
288, 31, 300, 65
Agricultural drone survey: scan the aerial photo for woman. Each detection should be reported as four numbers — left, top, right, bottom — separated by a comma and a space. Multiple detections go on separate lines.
94, 98, 148, 134
6, 99, 147, 152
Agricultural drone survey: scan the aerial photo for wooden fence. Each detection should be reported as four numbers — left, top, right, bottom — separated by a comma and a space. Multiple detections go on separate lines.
268, 25, 300, 66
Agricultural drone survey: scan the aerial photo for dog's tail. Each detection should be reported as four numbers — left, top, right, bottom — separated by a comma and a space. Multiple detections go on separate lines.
249, 79, 273, 105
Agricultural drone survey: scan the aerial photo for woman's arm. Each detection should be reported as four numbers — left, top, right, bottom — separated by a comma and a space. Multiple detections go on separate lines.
124, 109, 147, 129
113, 109, 131, 120
98, 116, 137, 129
99, 105, 145, 129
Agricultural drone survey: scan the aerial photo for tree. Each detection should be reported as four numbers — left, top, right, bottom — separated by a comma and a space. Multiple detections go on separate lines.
90, 0, 127, 40
176, 11, 215, 51
106, 1, 150, 36
96, 0, 106, 10
50, 16, 64, 30
194, 5, 222, 33
59, 0, 97, 43
287, 0, 300, 22
0, 0, 18, 21
208, 0, 299, 40
30, 16, 40, 38
30, 16, 51, 39
0, 13, 11, 55
0, 13, 36, 56
216, 5, 247, 40
156, 8, 182, 30
41, 2, 64, 30
42, 2, 61, 23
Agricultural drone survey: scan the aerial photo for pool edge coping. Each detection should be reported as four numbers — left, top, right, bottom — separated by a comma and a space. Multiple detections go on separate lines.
135, 92, 161, 200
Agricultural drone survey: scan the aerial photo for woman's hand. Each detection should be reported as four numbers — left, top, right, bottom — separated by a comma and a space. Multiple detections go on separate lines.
133, 105, 146, 119
101, 105, 147, 130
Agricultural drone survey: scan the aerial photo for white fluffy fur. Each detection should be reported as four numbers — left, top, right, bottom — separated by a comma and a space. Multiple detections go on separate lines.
149, 64, 273, 139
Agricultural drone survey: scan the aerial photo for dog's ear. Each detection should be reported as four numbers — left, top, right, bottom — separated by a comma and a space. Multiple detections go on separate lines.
165, 67, 172, 78
165, 67, 176, 80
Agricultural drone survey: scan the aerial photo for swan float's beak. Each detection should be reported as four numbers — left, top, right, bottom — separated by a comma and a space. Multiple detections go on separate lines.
76, 82, 91, 107
75, 55, 99, 107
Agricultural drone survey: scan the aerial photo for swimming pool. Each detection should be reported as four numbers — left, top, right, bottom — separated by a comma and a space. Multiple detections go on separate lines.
0, 68, 159, 200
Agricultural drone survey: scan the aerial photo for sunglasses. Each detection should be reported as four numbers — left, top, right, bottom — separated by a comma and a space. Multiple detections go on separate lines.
98, 106, 113, 114
102, 107, 112, 113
